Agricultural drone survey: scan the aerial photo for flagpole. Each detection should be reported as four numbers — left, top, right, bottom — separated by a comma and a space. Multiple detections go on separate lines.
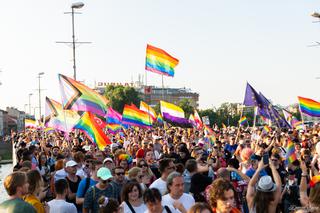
253, 106, 257, 128
236, 105, 244, 142
298, 102, 305, 127
162, 74, 164, 101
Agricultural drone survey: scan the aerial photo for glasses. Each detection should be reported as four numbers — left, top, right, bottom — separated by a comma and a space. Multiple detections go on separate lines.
139, 164, 148, 168
116, 172, 125, 176
271, 159, 278, 162
102, 179, 112, 184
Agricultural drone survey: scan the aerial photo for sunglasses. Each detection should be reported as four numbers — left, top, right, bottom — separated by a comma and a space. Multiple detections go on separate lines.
139, 164, 148, 167
102, 179, 112, 184
116, 172, 125, 176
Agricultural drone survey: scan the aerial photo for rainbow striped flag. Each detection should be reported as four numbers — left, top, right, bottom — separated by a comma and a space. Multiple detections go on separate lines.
145, 44, 179, 77
140, 101, 157, 122
106, 124, 122, 134
59, 74, 108, 117
239, 116, 248, 126
263, 125, 271, 133
122, 104, 152, 128
44, 127, 55, 134
74, 112, 111, 150
285, 139, 297, 165
45, 97, 80, 132
157, 113, 164, 124
310, 175, 320, 188
189, 114, 196, 127
204, 124, 214, 135
298, 96, 320, 117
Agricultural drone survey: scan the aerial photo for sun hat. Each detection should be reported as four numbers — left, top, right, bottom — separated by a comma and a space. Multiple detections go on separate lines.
103, 157, 113, 164
97, 167, 113, 180
66, 160, 77, 167
257, 175, 277, 192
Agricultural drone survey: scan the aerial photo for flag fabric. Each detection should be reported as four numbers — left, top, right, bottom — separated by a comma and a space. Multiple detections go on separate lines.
93, 114, 107, 129
145, 44, 179, 77
157, 113, 164, 124
122, 104, 152, 128
283, 109, 304, 130
309, 175, 320, 188
194, 110, 203, 129
106, 107, 123, 124
239, 116, 248, 126
45, 97, 80, 132
160, 101, 192, 127
25, 119, 37, 129
106, 124, 122, 134
259, 92, 290, 128
44, 127, 55, 134
285, 139, 297, 165
263, 125, 271, 134
298, 96, 320, 117
139, 101, 157, 122
204, 124, 214, 136
74, 112, 111, 150
59, 74, 108, 117
222, 123, 227, 129
243, 83, 264, 107
189, 114, 196, 127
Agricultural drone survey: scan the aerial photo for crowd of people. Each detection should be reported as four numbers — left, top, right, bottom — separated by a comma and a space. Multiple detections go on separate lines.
0, 124, 320, 213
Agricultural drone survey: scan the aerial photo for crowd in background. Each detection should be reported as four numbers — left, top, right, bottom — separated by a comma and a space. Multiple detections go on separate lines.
0, 124, 320, 213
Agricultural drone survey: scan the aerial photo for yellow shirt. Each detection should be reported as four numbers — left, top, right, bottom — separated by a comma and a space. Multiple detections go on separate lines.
23, 194, 45, 213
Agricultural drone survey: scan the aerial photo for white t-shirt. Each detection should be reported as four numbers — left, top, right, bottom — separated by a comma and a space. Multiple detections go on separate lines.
144, 205, 179, 213
162, 193, 195, 212
121, 201, 147, 213
48, 199, 77, 213
149, 178, 167, 195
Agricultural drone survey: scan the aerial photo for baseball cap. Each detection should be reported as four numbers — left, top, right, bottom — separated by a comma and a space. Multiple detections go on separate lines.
257, 175, 277, 192
103, 157, 113, 164
97, 167, 113, 180
66, 160, 77, 167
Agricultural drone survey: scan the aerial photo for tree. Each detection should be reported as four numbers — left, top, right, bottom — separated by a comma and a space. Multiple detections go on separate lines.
104, 85, 141, 113
178, 98, 194, 118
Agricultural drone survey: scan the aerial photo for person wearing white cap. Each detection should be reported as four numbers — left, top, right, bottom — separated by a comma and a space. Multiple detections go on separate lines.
83, 167, 117, 213
103, 157, 115, 171
246, 158, 282, 213
65, 160, 81, 211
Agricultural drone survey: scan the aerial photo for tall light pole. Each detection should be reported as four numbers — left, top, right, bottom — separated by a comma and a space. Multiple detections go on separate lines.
38, 72, 44, 121
28, 93, 33, 115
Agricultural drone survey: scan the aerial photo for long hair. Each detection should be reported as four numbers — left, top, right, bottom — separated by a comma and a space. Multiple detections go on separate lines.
310, 183, 320, 208
253, 190, 275, 213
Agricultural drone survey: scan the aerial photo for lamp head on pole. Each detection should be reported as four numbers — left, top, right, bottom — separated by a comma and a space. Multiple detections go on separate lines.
311, 12, 320, 18
38, 72, 44, 76
71, 2, 84, 9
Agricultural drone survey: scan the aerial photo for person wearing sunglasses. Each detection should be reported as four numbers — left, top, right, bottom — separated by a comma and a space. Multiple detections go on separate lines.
110, 166, 127, 202
138, 159, 156, 187
83, 167, 117, 213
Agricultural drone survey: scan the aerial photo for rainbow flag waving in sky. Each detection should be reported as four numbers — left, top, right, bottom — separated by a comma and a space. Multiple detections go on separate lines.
239, 116, 248, 126
74, 112, 111, 150
145, 44, 179, 77
59, 74, 108, 117
157, 113, 164, 124
122, 104, 152, 128
298, 96, 320, 117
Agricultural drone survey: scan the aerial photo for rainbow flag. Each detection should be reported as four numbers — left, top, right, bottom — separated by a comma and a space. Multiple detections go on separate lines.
283, 109, 304, 130
157, 113, 164, 124
263, 125, 271, 133
285, 139, 297, 165
45, 97, 80, 132
74, 112, 111, 150
122, 104, 152, 128
204, 124, 214, 136
310, 175, 320, 188
160, 101, 192, 127
222, 123, 227, 129
145, 44, 179, 77
140, 101, 157, 122
106, 107, 122, 124
44, 127, 55, 134
239, 116, 248, 126
298, 96, 320, 117
59, 74, 108, 117
106, 124, 122, 134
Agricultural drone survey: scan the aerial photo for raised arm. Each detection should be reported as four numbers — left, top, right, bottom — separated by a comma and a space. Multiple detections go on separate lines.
269, 160, 282, 204
299, 161, 310, 207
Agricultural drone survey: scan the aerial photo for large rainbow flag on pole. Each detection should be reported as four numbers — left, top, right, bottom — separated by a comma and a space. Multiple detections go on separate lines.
122, 104, 152, 128
285, 139, 297, 165
59, 74, 108, 117
298, 96, 320, 117
74, 112, 111, 150
145, 44, 179, 77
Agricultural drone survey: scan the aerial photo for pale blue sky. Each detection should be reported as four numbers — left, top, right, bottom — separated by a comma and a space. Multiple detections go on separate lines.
0, 1, 320, 117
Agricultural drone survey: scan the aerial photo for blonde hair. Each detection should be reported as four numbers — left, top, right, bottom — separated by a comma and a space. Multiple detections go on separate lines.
128, 167, 141, 180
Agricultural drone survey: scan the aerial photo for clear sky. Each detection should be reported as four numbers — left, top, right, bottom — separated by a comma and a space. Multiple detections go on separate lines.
0, 1, 320, 116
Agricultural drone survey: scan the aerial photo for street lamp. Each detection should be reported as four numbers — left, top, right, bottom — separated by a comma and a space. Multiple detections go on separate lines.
38, 72, 44, 121
24, 104, 28, 113
28, 93, 33, 115
311, 12, 320, 18
71, 2, 84, 80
